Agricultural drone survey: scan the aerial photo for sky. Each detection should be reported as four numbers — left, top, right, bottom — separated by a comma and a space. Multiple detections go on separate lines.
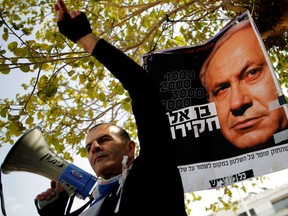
1, 59, 288, 216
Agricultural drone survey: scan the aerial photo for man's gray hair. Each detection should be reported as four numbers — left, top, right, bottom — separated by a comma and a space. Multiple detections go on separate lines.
199, 19, 252, 91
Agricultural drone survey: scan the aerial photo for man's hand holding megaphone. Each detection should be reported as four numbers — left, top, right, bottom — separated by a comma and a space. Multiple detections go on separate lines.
36, 180, 64, 202
35, 180, 69, 216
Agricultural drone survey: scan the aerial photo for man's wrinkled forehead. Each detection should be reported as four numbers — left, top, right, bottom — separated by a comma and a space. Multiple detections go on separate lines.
86, 124, 119, 142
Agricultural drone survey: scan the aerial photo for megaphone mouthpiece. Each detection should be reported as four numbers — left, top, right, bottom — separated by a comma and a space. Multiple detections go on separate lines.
1, 127, 97, 199
1, 126, 68, 180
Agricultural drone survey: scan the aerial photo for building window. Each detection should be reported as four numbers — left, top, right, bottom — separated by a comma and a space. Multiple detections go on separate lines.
238, 208, 256, 216
250, 209, 256, 216
272, 196, 288, 212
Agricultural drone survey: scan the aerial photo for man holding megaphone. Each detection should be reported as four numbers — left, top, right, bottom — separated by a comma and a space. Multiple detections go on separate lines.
34, 0, 187, 215
35, 123, 136, 215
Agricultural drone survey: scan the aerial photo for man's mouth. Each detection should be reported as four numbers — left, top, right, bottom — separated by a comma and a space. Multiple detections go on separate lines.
93, 155, 106, 164
232, 117, 262, 130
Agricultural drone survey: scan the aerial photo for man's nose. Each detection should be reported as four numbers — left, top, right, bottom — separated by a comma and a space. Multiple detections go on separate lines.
90, 140, 102, 153
229, 85, 252, 116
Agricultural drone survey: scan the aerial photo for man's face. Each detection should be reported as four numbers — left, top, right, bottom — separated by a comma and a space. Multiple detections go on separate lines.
85, 124, 131, 179
205, 27, 288, 148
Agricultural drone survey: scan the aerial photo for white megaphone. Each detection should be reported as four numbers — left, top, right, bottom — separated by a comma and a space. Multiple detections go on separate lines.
1, 126, 97, 200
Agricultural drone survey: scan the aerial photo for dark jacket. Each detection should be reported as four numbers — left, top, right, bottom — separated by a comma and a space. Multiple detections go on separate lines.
92, 39, 187, 216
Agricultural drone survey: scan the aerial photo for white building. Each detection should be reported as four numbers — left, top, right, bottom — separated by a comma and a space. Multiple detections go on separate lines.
209, 183, 288, 216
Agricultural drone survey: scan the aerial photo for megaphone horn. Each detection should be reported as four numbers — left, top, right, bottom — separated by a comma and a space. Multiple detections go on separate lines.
1, 126, 97, 199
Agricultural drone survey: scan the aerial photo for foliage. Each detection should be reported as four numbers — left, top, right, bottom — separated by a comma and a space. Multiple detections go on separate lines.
204, 176, 269, 214
0, 0, 234, 159
0, 0, 287, 214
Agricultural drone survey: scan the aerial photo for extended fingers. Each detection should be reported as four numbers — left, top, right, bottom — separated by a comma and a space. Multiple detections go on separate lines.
54, 0, 68, 21
54, 3, 64, 21
54, 0, 82, 22
56, 0, 68, 13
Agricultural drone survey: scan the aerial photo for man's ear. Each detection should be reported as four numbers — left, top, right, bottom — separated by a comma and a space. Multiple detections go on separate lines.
127, 140, 136, 158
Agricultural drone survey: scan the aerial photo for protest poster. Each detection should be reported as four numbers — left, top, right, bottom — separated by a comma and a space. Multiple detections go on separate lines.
141, 10, 288, 192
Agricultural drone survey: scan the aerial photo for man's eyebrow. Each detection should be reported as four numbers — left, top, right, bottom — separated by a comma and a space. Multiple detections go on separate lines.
211, 82, 229, 96
86, 134, 111, 147
239, 60, 266, 79
211, 75, 229, 92
238, 60, 253, 79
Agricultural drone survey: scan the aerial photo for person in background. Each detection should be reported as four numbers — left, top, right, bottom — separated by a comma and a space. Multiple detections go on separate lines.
35, 0, 187, 215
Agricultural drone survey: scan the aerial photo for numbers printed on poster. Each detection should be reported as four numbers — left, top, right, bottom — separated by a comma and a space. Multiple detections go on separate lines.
159, 70, 205, 110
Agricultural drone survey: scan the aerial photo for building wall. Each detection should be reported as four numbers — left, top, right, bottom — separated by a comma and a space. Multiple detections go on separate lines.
210, 183, 288, 216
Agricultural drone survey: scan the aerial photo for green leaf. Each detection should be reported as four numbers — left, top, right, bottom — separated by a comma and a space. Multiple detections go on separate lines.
41, 63, 49, 70
87, 87, 96, 99
122, 101, 131, 112
8, 114, 20, 121
46, 85, 57, 97
88, 108, 94, 118
37, 90, 47, 101
2, 33, 8, 41
63, 152, 71, 161
8, 41, 18, 51
112, 83, 124, 95
0, 64, 10, 74
38, 75, 48, 88
79, 74, 86, 84
0, 49, 6, 55
13, 47, 29, 57
25, 116, 34, 125
98, 92, 106, 102
68, 70, 75, 77
78, 147, 88, 158
20, 65, 30, 72
0, 107, 8, 118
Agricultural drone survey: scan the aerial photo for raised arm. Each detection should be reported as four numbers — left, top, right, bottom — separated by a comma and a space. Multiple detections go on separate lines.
54, 0, 151, 98
54, 0, 171, 154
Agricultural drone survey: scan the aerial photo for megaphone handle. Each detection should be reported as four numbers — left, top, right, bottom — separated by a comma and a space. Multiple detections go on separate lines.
35, 188, 59, 209
35, 189, 69, 215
